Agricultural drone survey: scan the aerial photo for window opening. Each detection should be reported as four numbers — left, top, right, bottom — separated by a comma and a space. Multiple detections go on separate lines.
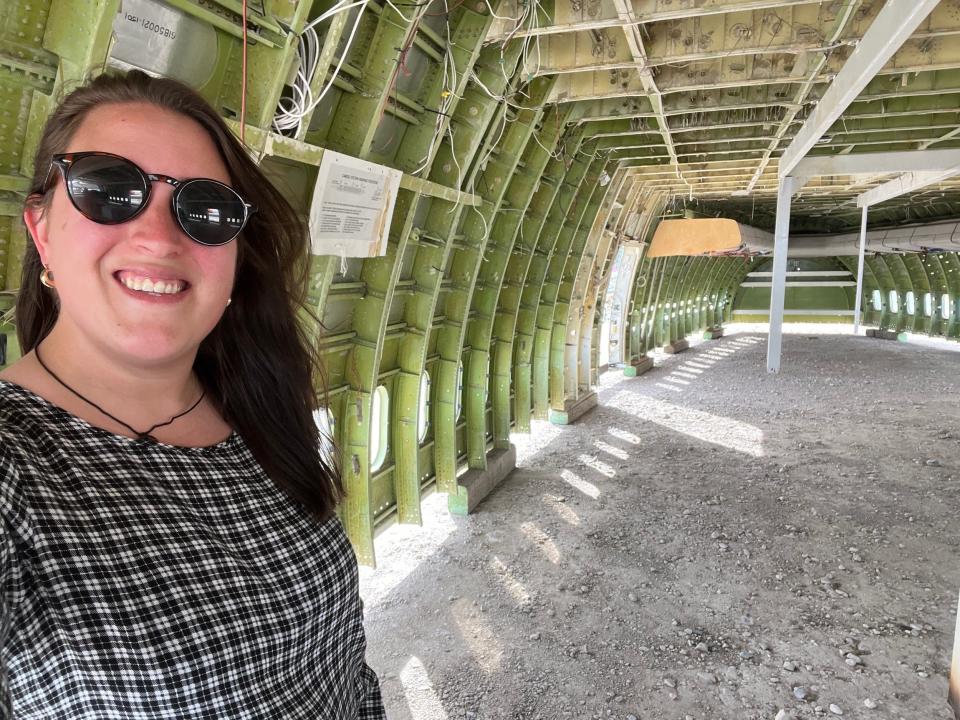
370, 386, 389, 471
418, 371, 430, 443
455, 362, 464, 420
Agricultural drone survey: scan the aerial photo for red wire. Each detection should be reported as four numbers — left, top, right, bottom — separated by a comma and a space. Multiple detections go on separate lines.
240, 0, 248, 143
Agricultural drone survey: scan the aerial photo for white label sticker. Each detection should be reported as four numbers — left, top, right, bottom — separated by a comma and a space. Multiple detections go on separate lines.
309, 151, 403, 258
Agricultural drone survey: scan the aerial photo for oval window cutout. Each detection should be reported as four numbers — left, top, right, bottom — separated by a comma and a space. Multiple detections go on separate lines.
418, 371, 431, 443
369, 386, 389, 471
455, 362, 464, 421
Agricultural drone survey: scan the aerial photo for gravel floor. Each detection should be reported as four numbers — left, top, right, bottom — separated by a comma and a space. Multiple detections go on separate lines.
360, 325, 960, 720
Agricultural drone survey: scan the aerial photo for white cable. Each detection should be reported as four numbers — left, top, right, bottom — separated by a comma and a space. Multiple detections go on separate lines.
273, 0, 368, 135
273, 28, 316, 134
444, 124, 463, 216
532, 129, 561, 160
300, 1, 369, 117
469, 69, 523, 110
413, 0, 458, 175
384, 0, 416, 24
471, 200, 489, 240
482, 0, 516, 22
304, 0, 367, 32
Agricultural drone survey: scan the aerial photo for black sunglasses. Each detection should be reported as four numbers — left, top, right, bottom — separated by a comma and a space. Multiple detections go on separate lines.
44, 151, 256, 246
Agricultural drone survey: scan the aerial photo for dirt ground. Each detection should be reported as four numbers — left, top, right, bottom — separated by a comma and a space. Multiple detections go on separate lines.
359, 325, 960, 720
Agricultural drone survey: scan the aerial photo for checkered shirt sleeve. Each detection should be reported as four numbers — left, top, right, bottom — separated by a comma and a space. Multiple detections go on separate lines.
0, 382, 386, 719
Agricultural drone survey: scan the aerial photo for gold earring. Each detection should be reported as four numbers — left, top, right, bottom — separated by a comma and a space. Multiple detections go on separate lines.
40, 266, 55, 289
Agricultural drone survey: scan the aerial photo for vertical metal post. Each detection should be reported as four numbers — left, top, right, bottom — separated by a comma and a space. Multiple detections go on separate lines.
766, 176, 796, 373
853, 204, 869, 334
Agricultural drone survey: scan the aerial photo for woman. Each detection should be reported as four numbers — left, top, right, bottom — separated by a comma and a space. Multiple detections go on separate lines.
0, 70, 385, 718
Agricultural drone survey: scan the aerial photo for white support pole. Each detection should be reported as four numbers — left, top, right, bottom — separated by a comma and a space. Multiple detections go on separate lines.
766, 176, 796, 373
853, 205, 869, 334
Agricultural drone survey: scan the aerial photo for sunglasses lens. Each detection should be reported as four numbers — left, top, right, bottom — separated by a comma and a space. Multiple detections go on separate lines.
67, 155, 148, 223
175, 180, 247, 246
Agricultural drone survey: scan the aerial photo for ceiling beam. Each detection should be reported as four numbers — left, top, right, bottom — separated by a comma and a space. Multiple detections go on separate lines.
553, 72, 960, 108
486, 0, 820, 43
530, 33, 855, 78
777, 0, 941, 180
575, 99, 801, 122
794, 149, 960, 177
609, 0, 685, 188
857, 167, 960, 208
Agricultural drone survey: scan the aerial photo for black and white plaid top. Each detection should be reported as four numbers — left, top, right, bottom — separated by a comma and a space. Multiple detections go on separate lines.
0, 381, 385, 719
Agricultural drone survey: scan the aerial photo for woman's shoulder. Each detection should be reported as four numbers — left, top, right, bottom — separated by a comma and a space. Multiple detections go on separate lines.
0, 381, 47, 529
0, 380, 61, 492
0, 378, 59, 439
0, 380, 53, 450
0, 356, 57, 442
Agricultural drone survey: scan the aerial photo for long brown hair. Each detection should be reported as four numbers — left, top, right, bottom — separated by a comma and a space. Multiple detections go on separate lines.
18, 70, 342, 520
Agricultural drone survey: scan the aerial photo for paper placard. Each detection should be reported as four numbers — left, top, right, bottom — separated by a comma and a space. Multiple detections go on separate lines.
309, 150, 403, 258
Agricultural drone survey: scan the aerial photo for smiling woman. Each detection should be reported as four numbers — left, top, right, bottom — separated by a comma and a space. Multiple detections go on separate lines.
0, 70, 385, 718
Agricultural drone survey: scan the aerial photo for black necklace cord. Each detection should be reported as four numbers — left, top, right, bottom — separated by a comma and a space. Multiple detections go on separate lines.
34, 345, 206, 443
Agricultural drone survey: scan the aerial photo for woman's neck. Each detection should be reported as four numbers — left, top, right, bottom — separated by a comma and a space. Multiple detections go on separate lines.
31, 322, 204, 434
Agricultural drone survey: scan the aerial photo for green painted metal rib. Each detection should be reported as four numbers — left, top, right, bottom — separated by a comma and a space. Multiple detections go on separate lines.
463, 101, 570, 467
381, 12, 508, 527
566, 185, 623, 388
545, 159, 612, 412
490, 124, 584, 445
433, 65, 550, 492
531, 152, 604, 419
511, 132, 593, 432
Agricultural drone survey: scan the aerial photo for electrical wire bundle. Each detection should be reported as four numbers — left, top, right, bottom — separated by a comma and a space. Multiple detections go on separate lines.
272, 0, 371, 136
412, 0, 460, 176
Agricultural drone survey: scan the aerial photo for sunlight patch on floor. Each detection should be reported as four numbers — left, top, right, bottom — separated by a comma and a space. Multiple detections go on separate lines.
608, 427, 641, 444
594, 439, 629, 460
544, 493, 581, 525
451, 602, 504, 675
655, 382, 683, 392
512, 419, 565, 466
578, 453, 617, 478
521, 522, 561, 564
490, 556, 532, 607
399, 657, 448, 719
610, 390, 765, 457
560, 468, 600, 499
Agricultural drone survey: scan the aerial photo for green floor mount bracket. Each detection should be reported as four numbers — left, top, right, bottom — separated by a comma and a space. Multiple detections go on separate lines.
549, 391, 597, 425
448, 445, 517, 516
623, 355, 654, 377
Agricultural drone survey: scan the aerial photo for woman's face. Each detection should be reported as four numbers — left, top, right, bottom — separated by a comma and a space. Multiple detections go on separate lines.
24, 102, 239, 369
